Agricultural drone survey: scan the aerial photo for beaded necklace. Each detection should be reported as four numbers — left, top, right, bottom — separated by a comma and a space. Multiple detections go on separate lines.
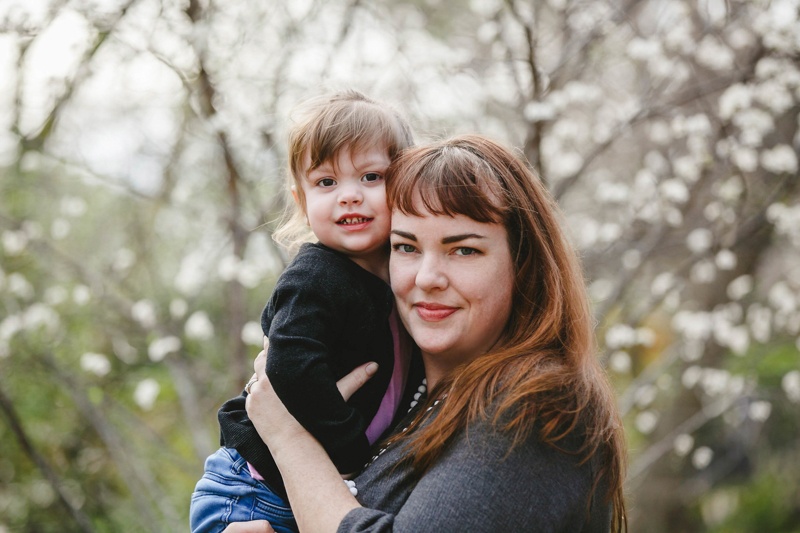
345, 378, 446, 496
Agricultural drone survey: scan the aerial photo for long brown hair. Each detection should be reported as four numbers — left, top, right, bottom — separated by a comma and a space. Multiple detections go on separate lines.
274, 89, 414, 251
386, 135, 627, 531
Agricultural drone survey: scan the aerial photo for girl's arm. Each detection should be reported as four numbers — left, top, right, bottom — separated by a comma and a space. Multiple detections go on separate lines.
244, 337, 377, 532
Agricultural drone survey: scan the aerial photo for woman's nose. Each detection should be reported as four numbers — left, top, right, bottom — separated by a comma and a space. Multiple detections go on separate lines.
415, 255, 448, 291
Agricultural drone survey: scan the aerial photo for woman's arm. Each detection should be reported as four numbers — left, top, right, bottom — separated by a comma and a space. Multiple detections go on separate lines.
244, 338, 377, 532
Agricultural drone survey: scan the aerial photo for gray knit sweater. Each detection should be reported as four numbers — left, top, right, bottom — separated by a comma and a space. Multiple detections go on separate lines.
339, 402, 612, 533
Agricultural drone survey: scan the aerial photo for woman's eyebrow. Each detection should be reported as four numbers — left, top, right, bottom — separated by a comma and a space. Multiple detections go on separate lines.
391, 230, 416, 241
441, 233, 485, 244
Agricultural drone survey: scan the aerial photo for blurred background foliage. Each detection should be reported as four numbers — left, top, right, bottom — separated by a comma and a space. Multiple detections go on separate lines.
1, 0, 799, 531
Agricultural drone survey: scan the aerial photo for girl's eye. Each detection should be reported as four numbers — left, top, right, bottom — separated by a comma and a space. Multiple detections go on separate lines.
391, 243, 417, 254
318, 178, 336, 187
362, 172, 382, 183
454, 247, 479, 256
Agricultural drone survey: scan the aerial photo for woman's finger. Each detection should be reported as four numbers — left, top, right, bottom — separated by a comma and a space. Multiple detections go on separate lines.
336, 362, 378, 401
222, 520, 275, 533
253, 349, 267, 378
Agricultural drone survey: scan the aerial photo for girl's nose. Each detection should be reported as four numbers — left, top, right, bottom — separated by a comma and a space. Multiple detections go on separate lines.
338, 183, 363, 206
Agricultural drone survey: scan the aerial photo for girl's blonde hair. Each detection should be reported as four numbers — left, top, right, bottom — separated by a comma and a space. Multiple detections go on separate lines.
387, 135, 627, 531
273, 90, 414, 252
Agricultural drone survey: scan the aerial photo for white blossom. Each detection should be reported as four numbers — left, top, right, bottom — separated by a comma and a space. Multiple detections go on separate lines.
73, 285, 91, 306
747, 400, 772, 422
131, 300, 158, 329
2, 230, 28, 256
682, 365, 703, 388
747, 304, 772, 343
80, 352, 111, 377
727, 275, 753, 301
609, 350, 631, 373
760, 144, 798, 174
701, 367, 731, 396
0, 314, 23, 342
660, 179, 689, 203
716, 176, 744, 202
673, 310, 713, 341
622, 249, 641, 270
732, 147, 759, 172
23, 303, 60, 335
768, 281, 797, 313
8, 273, 34, 300
681, 339, 705, 362
185, 311, 214, 340
175, 252, 210, 296
635, 384, 658, 408
674, 433, 694, 457
648, 121, 672, 144
60, 196, 87, 217
134, 378, 161, 410
635, 411, 659, 434
549, 151, 583, 179
726, 325, 750, 356
589, 278, 614, 302
218, 255, 241, 282
704, 201, 722, 222
44, 286, 68, 306
241, 321, 264, 346
112, 248, 136, 272
733, 108, 775, 147
696, 36, 735, 70
687, 228, 714, 254
523, 101, 556, 123
673, 155, 702, 183
596, 182, 630, 203
148, 336, 181, 362
170, 299, 188, 319
51, 218, 71, 240
627, 37, 662, 61
692, 446, 714, 469
719, 83, 751, 120
605, 324, 637, 349
715, 249, 737, 270
690, 260, 717, 284
651, 272, 675, 297
782, 370, 800, 403
754, 80, 795, 114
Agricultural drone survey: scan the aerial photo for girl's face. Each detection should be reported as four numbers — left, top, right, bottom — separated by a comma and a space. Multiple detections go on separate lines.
298, 145, 392, 275
389, 201, 515, 385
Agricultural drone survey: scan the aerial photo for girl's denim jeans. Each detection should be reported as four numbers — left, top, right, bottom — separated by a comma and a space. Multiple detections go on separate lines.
190, 447, 297, 533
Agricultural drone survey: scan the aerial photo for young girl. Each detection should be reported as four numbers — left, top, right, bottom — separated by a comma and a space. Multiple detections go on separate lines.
190, 90, 415, 533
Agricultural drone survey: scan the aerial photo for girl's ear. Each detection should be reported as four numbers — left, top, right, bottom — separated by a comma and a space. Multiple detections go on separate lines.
291, 186, 310, 226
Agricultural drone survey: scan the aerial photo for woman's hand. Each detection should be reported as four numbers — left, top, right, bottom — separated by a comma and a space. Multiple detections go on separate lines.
245, 336, 378, 450
242, 336, 374, 531
222, 520, 274, 533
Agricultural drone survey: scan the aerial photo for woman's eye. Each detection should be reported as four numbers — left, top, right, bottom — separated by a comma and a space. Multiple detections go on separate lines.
318, 178, 336, 187
392, 243, 416, 254
362, 172, 382, 183
454, 247, 479, 256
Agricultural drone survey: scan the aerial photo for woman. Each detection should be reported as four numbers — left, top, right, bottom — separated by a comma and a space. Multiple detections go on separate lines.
237, 135, 627, 532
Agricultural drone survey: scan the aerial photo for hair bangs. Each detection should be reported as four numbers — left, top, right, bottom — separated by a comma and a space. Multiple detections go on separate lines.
300, 99, 412, 175
388, 144, 507, 224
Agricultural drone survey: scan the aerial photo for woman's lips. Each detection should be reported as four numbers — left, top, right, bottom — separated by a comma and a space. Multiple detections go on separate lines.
414, 303, 458, 321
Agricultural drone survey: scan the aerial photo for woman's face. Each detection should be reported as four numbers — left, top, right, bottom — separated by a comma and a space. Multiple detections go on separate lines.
390, 201, 515, 380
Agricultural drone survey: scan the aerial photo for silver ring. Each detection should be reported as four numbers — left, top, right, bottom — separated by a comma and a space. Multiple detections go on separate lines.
244, 375, 258, 394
